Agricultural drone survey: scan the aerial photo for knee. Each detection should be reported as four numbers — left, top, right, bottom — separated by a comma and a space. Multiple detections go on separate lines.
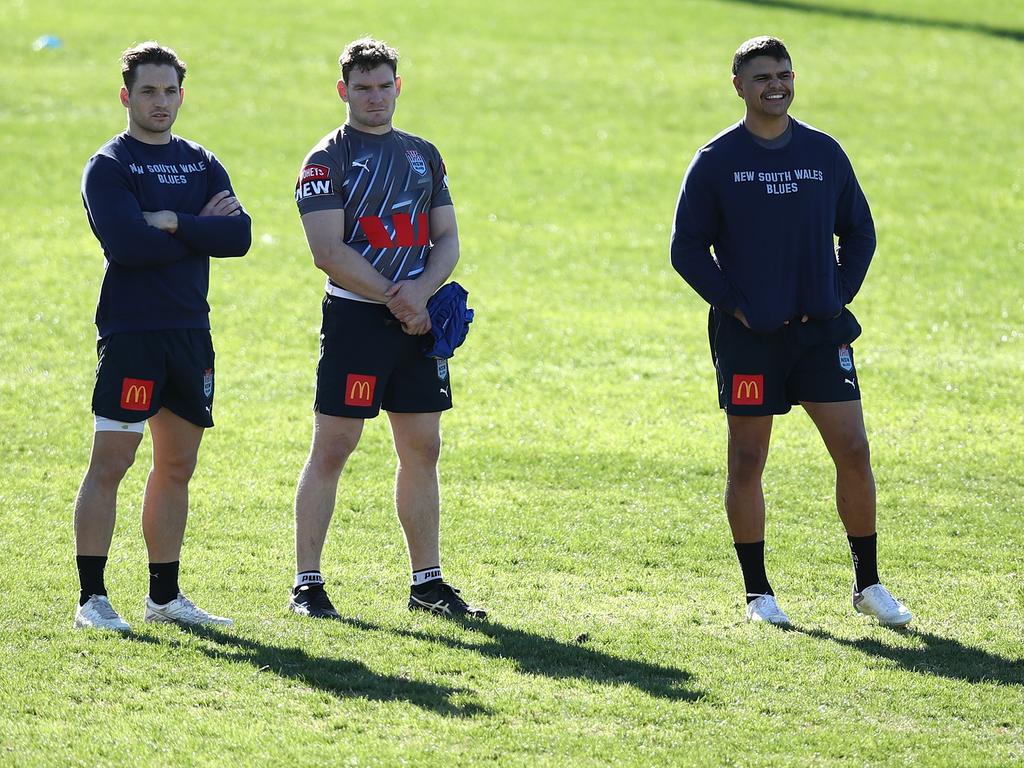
396, 432, 442, 467
154, 453, 198, 485
728, 441, 769, 482
309, 432, 360, 476
836, 435, 872, 472
88, 452, 136, 487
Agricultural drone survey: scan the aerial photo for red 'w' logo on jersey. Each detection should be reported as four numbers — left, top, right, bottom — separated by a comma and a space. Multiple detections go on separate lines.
359, 214, 430, 248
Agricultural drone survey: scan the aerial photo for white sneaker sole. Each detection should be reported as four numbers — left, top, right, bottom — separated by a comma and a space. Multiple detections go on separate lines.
73, 617, 131, 632
144, 610, 233, 627
856, 609, 912, 627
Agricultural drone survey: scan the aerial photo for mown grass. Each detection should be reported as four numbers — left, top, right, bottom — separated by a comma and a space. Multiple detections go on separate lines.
1, 0, 1022, 765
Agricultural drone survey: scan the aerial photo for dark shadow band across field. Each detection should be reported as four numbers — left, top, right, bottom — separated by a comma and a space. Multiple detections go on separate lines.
127, 628, 488, 717
720, 0, 1024, 43
342, 616, 703, 702
126, 617, 700, 709
790, 626, 1024, 686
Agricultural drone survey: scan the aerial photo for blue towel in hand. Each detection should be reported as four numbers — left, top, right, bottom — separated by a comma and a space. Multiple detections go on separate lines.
422, 282, 474, 359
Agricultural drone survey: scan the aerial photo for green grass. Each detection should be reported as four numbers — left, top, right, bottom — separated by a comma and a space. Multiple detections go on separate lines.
2, 0, 1023, 765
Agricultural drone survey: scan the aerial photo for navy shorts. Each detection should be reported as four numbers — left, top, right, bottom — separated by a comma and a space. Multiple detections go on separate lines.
315, 296, 453, 418
92, 329, 215, 427
709, 307, 863, 416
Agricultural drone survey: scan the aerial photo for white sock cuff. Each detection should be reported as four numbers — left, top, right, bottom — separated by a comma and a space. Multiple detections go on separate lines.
295, 571, 324, 589
411, 566, 442, 586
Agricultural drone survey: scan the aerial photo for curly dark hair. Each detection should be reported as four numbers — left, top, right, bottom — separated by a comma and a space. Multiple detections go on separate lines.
732, 36, 791, 76
339, 37, 399, 83
121, 41, 186, 91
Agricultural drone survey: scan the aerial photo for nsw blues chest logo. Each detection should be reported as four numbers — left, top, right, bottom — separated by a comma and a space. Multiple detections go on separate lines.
406, 150, 427, 176
732, 167, 825, 196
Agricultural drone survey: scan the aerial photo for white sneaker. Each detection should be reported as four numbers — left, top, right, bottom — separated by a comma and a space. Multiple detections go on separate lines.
746, 594, 790, 625
144, 593, 233, 627
74, 595, 131, 632
853, 583, 912, 626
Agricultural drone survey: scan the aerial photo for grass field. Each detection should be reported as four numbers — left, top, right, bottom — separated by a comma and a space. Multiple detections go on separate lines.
1, 0, 1023, 765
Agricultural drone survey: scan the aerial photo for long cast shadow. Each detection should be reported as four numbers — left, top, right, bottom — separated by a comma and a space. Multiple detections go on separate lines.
721, 0, 1024, 44
790, 625, 1023, 686
127, 627, 488, 717
342, 616, 703, 701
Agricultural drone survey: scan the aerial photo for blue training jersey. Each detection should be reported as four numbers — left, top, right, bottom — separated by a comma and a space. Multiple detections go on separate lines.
81, 133, 252, 337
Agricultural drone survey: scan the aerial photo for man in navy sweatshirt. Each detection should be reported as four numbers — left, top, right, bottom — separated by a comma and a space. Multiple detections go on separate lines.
671, 36, 911, 626
73, 42, 251, 631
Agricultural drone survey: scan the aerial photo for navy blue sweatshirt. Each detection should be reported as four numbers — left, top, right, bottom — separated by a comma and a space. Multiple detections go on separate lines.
671, 119, 875, 333
82, 133, 252, 337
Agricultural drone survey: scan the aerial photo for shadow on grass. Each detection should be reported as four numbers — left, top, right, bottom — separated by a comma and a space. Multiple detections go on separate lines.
792, 626, 1023, 686
720, 0, 1024, 43
341, 616, 703, 701
127, 627, 488, 717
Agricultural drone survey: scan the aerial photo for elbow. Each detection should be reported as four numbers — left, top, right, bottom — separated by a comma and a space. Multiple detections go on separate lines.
227, 215, 252, 257
311, 249, 335, 274
103, 240, 139, 268
669, 243, 689, 279
669, 248, 682, 274
214, 222, 252, 258
440, 243, 460, 270
236, 227, 252, 256
430, 233, 459, 262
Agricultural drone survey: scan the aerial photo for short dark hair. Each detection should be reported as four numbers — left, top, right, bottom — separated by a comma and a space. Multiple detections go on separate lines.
339, 37, 398, 83
732, 36, 791, 76
121, 41, 186, 91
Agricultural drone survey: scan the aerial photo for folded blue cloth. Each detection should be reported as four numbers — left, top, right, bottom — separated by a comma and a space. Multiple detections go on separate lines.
422, 282, 474, 359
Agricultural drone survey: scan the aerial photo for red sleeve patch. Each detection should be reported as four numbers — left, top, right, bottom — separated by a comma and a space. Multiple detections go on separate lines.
295, 163, 334, 200
301, 164, 330, 182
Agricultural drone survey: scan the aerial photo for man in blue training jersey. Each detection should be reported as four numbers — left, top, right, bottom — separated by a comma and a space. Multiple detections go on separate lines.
74, 42, 251, 631
288, 38, 485, 620
671, 36, 911, 626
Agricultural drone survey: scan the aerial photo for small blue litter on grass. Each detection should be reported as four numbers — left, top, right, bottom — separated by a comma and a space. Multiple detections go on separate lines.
33, 35, 63, 51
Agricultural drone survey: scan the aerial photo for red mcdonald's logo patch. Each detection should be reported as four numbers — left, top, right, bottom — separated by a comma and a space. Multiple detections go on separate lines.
344, 374, 376, 407
120, 377, 154, 411
731, 374, 764, 406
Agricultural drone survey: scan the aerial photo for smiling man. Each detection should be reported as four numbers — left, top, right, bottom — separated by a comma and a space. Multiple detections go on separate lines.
289, 38, 485, 620
74, 42, 251, 631
670, 36, 911, 626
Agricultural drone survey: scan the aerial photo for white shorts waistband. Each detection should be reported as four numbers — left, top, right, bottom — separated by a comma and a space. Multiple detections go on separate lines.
324, 281, 384, 304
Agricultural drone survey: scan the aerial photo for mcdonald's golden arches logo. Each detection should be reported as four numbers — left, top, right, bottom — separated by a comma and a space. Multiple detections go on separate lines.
731, 374, 764, 406
344, 373, 376, 407
120, 377, 154, 411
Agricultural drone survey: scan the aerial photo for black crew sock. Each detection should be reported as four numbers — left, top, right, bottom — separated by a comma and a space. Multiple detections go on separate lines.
148, 561, 180, 606
77, 555, 108, 606
847, 533, 879, 593
734, 541, 774, 603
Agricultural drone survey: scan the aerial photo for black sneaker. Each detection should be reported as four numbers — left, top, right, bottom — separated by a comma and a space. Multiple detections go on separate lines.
288, 584, 340, 619
408, 581, 487, 619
